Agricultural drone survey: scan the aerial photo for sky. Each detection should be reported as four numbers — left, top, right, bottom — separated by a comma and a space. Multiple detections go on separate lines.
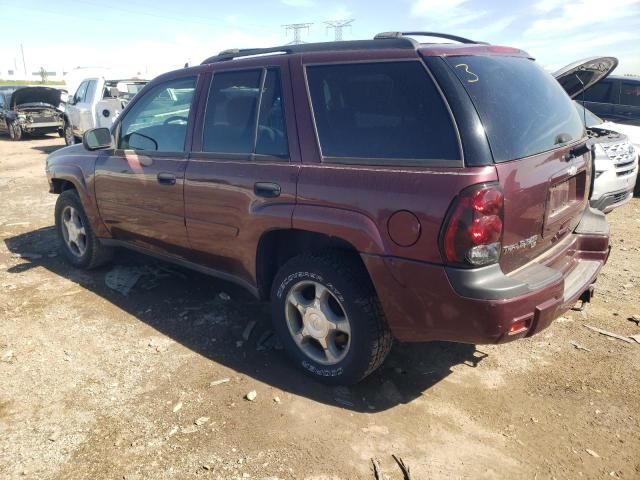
1, 0, 639, 80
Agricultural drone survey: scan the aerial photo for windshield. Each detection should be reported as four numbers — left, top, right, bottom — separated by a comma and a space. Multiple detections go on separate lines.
573, 101, 603, 128
445, 55, 585, 162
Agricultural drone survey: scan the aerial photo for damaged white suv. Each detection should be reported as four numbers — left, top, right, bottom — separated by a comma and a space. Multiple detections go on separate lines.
575, 102, 638, 212
63, 77, 148, 145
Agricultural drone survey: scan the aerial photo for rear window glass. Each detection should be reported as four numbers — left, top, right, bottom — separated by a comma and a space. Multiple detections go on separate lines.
445, 56, 585, 162
306, 61, 460, 163
584, 80, 612, 103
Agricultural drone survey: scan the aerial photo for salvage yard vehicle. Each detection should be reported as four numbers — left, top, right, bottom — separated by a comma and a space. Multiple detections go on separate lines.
63, 77, 148, 145
574, 103, 638, 212
580, 74, 640, 128
555, 57, 640, 197
0, 86, 64, 140
46, 32, 611, 384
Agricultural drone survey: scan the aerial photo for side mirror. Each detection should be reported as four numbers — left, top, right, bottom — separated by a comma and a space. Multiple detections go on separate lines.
83, 128, 112, 151
67, 96, 76, 106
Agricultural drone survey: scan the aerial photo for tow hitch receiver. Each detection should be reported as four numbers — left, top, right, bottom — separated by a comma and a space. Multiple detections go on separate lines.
572, 285, 595, 311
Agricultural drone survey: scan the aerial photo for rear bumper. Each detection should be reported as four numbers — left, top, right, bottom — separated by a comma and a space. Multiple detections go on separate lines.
364, 208, 610, 344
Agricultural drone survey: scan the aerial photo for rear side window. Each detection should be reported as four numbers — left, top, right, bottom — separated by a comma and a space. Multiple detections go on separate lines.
620, 82, 640, 107
446, 56, 585, 162
306, 61, 460, 164
584, 80, 612, 103
202, 68, 289, 157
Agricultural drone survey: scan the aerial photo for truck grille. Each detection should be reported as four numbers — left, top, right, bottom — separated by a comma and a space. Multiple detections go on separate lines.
601, 141, 638, 177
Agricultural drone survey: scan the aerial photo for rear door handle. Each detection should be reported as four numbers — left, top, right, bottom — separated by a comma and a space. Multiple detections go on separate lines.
157, 172, 176, 186
254, 182, 281, 198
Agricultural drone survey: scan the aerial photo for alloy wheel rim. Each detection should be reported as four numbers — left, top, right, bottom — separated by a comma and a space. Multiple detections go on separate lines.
60, 205, 87, 257
284, 280, 351, 365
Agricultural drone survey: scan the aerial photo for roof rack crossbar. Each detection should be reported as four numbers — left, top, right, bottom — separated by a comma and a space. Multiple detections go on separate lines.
374, 31, 479, 44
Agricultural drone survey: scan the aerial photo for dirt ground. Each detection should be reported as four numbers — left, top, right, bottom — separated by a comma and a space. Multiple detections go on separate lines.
0, 134, 639, 480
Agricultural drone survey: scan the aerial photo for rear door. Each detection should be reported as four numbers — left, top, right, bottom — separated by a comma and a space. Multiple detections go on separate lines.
184, 58, 299, 284
94, 74, 199, 257
443, 54, 590, 273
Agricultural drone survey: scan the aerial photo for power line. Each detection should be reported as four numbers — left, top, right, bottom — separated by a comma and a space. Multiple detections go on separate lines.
282, 23, 313, 45
325, 19, 354, 41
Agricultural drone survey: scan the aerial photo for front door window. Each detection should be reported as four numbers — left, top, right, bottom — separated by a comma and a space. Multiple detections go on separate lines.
118, 77, 196, 152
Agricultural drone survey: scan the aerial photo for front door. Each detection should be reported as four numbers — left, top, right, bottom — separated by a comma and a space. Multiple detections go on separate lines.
184, 60, 299, 284
94, 74, 199, 257
68, 80, 88, 136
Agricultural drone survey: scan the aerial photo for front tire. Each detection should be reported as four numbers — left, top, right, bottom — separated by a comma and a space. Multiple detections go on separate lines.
271, 252, 392, 385
55, 189, 113, 269
8, 121, 22, 141
63, 120, 76, 146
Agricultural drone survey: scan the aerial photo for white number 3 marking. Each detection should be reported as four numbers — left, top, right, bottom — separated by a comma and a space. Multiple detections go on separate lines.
455, 63, 479, 83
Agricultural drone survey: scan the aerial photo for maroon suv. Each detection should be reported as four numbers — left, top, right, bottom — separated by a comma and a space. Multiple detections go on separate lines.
46, 32, 610, 384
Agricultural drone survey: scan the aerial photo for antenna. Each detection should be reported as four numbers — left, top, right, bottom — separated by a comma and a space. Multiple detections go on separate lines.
325, 19, 354, 41
282, 23, 313, 45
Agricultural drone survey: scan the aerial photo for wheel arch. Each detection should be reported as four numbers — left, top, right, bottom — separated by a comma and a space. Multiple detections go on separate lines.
255, 228, 370, 301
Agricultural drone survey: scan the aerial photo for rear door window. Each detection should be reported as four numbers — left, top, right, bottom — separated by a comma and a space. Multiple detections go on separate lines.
202, 68, 289, 158
445, 56, 584, 162
620, 82, 640, 107
584, 80, 612, 103
203, 70, 262, 154
306, 61, 460, 164
256, 69, 289, 157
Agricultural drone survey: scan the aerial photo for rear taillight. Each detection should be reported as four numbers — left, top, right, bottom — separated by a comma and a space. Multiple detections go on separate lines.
441, 183, 504, 267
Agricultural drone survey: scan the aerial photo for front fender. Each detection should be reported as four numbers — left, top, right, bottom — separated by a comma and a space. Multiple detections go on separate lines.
47, 158, 110, 238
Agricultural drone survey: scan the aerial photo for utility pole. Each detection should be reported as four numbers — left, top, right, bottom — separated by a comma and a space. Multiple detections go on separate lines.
282, 23, 313, 45
325, 19, 354, 41
20, 44, 27, 78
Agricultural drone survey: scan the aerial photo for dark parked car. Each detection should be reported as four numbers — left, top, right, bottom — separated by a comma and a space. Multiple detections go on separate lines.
45, 32, 611, 384
0, 86, 64, 140
579, 73, 640, 127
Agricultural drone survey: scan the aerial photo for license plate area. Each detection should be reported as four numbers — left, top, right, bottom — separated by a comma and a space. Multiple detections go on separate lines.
543, 171, 586, 238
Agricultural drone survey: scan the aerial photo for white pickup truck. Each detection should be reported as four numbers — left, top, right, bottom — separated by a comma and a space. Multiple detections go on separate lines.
63, 77, 148, 145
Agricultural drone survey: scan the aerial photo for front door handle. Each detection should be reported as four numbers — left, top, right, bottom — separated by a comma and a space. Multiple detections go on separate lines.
157, 172, 176, 186
254, 182, 281, 198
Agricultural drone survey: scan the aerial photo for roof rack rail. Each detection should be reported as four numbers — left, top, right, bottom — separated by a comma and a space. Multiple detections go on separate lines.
374, 31, 481, 45
202, 46, 293, 64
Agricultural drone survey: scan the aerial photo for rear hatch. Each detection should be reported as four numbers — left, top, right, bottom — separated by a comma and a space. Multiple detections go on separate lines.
441, 54, 615, 272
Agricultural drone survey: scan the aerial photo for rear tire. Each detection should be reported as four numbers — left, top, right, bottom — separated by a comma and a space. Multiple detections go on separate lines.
55, 189, 113, 269
270, 252, 392, 385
